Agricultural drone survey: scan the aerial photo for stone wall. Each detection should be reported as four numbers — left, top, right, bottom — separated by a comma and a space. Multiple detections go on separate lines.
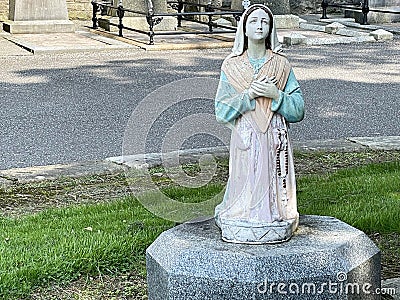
0, 0, 8, 21
66, 0, 92, 19
0, 0, 92, 21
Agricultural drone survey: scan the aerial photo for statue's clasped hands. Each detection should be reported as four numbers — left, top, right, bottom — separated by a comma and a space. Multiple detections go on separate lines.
248, 75, 279, 100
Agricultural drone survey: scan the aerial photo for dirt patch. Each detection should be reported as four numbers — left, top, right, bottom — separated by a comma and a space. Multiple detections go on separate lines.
30, 273, 147, 300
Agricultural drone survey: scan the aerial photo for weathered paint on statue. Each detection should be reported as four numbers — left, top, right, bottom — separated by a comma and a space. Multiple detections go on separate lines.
214, 4, 305, 244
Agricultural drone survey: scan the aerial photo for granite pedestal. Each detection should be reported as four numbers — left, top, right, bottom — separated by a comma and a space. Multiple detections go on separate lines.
146, 215, 381, 299
3, 0, 74, 33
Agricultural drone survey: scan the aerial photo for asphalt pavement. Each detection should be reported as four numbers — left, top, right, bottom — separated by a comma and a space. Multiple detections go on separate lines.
0, 18, 399, 170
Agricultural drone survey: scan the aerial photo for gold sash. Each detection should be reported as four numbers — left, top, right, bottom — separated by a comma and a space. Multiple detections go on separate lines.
222, 50, 291, 133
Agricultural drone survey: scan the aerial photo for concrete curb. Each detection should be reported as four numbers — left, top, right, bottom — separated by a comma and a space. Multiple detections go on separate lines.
1, 136, 399, 185
0, 160, 126, 185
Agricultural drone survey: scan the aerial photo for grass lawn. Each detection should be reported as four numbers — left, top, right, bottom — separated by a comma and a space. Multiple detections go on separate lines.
297, 161, 400, 234
0, 199, 173, 299
0, 153, 398, 299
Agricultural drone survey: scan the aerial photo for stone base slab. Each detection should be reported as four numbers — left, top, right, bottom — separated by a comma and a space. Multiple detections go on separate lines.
3, 20, 75, 34
147, 215, 381, 299
98, 16, 177, 32
345, 7, 400, 24
283, 32, 308, 45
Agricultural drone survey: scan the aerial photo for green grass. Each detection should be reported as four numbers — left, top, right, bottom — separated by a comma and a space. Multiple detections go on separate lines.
297, 161, 400, 233
135, 183, 225, 223
0, 198, 173, 299
162, 184, 225, 204
0, 161, 399, 298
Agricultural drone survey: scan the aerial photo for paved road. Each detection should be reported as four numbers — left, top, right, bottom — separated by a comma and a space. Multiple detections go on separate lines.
0, 37, 399, 170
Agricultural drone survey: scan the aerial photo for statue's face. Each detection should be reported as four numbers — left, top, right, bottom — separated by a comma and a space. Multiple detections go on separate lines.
245, 9, 270, 42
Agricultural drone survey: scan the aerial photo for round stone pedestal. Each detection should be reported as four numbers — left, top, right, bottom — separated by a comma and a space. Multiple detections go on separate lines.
146, 215, 381, 299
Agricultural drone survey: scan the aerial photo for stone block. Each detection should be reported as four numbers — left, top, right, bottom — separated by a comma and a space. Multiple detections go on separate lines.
0, 13, 7, 22
72, 3, 87, 11
325, 22, 346, 34
336, 28, 369, 37
147, 215, 381, 299
4, 0, 75, 33
369, 29, 394, 40
118, 0, 170, 17
298, 17, 307, 23
0, 2, 7, 10
299, 22, 325, 32
306, 35, 375, 46
9, 0, 70, 21
0, 0, 9, 20
274, 14, 300, 29
215, 17, 232, 26
319, 17, 355, 24
98, 16, 177, 32
283, 32, 307, 45
68, 11, 91, 20
3, 20, 75, 33
345, 7, 400, 24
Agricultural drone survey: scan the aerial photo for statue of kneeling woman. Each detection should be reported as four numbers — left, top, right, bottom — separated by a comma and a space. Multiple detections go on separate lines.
214, 4, 305, 244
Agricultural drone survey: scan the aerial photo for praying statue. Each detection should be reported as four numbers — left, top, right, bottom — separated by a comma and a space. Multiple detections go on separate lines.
214, 4, 305, 244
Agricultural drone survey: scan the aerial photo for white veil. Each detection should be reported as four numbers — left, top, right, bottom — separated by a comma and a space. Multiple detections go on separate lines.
230, 4, 282, 58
